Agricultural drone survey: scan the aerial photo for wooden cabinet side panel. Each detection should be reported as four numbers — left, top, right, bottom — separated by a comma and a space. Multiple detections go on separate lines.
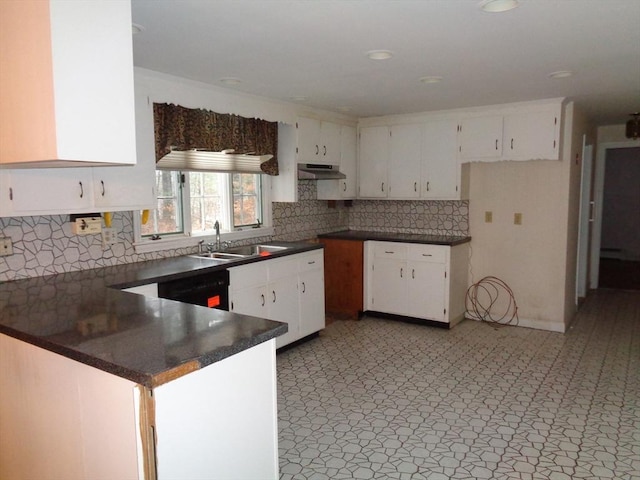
322, 239, 363, 318
0, 1, 57, 163
0, 334, 141, 480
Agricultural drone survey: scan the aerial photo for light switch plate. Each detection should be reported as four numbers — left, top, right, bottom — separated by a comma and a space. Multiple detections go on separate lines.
0, 237, 13, 256
102, 228, 117, 246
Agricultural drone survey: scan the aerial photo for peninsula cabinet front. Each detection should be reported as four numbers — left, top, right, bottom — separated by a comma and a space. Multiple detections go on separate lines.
364, 241, 468, 326
0, 334, 279, 480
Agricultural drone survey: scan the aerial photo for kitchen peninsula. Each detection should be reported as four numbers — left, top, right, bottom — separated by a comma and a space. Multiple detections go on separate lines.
0, 242, 321, 480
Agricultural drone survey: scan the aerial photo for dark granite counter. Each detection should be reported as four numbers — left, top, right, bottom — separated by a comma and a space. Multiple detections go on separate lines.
0, 242, 321, 388
318, 230, 471, 246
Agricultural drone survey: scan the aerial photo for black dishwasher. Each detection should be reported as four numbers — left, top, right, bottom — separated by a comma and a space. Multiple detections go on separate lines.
157, 270, 229, 310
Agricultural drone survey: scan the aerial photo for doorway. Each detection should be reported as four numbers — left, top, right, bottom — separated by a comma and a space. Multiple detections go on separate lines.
591, 145, 640, 290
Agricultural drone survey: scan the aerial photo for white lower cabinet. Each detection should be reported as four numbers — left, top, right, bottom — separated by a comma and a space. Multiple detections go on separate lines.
365, 241, 468, 326
0, 333, 278, 480
229, 250, 325, 348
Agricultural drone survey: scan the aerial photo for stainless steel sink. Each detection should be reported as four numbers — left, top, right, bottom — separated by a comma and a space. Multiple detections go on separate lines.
224, 244, 287, 256
189, 244, 288, 261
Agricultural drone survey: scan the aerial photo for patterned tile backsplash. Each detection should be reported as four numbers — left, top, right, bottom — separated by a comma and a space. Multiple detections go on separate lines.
0, 180, 468, 282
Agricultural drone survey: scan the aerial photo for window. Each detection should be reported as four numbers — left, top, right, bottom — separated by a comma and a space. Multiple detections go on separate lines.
140, 170, 265, 240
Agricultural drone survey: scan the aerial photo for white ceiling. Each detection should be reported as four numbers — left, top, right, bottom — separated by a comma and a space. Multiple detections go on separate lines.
131, 0, 640, 126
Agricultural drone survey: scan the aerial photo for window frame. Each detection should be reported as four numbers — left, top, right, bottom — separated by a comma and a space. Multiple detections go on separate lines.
133, 172, 274, 254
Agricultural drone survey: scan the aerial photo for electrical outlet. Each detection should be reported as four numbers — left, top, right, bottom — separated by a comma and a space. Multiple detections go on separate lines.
0, 237, 13, 257
485, 211, 493, 223
514, 213, 523, 225
102, 228, 118, 246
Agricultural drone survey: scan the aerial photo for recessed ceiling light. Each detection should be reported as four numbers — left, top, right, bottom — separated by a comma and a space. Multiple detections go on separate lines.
419, 76, 443, 84
132, 23, 145, 35
366, 50, 394, 60
548, 70, 573, 79
479, 0, 520, 13
219, 77, 242, 86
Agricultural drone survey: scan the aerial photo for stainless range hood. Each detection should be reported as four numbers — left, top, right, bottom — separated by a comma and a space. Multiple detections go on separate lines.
297, 163, 346, 180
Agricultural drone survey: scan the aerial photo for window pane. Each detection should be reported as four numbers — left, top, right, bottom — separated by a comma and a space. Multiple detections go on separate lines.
142, 171, 183, 236
233, 173, 261, 227
190, 172, 226, 234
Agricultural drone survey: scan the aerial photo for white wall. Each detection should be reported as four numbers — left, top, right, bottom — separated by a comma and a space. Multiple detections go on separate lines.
468, 102, 589, 332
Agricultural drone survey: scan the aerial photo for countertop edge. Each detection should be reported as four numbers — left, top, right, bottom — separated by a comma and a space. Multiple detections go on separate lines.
318, 230, 471, 246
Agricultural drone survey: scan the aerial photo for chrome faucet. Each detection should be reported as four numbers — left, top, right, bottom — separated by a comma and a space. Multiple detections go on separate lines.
214, 220, 221, 251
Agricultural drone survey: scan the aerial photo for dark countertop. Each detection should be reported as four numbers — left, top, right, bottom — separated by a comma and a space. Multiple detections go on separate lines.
318, 230, 471, 246
0, 242, 321, 388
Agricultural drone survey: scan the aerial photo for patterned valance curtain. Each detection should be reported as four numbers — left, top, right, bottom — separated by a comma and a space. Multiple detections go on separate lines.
153, 103, 279, 175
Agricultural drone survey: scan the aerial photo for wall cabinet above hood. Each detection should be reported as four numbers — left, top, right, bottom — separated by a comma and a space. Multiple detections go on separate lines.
0, 0, 136, 168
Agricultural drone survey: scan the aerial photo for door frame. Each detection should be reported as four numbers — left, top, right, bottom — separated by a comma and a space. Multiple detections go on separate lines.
576, 135, 593, 301
590, 140, 639, 289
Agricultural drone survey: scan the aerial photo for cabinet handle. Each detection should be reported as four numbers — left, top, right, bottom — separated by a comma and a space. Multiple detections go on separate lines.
414, 182, 417, 192
272, 290, 276, 303
302, 282, 306, 293
400, 267, 403, 278
381, 182, 384, 192
315, 145, 319, 155
308, 260, 315, 265
100, 180, 105, 197
79, 181, 84, 199
511, 138, 514, 150
495, 139, 499, 150
323, 146, 327, 156
412, 269, 415, 279
261, 294, 265, 307
427, 181, 430, 192
384, 250, 395, 254
9, 187, 13, 201
343, 182, 347, 192
422, 254, 433, 257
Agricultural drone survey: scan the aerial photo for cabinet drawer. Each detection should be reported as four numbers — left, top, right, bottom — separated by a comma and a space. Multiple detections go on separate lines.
267, 256, 299, 281
372, 241, 407, 259
229, 262, 268, 289
298, 250, 323, 273
407, 244, 447, 263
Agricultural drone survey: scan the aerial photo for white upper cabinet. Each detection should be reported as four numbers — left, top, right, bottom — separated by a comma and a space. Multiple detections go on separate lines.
502, 108, 561, 160
458, 100, 563, 162
388, 124, 421, 198
358, 126, 389, 198
0, 0, 136, 167
316, 125, 357, 200
422, 120, 460, 199
458, 115, 504, 160
357, 120, 465, 201
297, 117, 341, 165
0, 79, 156, 217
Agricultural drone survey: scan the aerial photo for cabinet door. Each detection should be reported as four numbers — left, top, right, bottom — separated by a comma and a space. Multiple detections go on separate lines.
320, 121, 341, 165
230, 284, 268, 318
422, 120, 460, 199
297, 117, 321, 163
407, 261, 446, 321
503, 109, 560, 160
269, 275, 300, 349
315, 125, 357, 200
388, 124, 421, 198
358, 126, 389, 198
370, 257, 407, 315
458, 115, 503, 160
5, 168, 94, 215
299, 266, 325, 338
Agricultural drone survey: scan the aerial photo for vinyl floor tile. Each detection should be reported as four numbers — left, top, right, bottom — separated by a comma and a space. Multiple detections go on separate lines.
277, 290, 640, 479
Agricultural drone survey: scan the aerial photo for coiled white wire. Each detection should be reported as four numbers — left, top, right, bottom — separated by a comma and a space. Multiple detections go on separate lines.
465, 276, 519, 326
